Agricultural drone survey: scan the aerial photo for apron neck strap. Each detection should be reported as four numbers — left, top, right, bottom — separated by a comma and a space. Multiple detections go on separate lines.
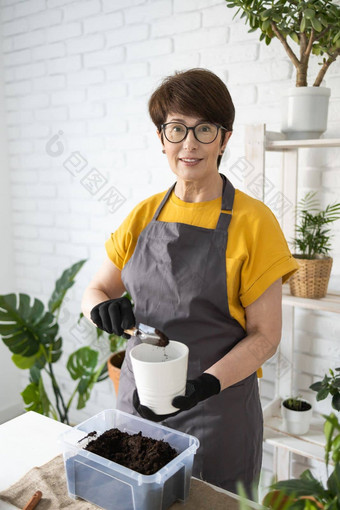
153, 183, 176, 221
152, 173, 235, 226
216, 173, 235, 231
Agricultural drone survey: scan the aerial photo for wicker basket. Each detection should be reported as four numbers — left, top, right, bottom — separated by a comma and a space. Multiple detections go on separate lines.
289, 256, 333, 299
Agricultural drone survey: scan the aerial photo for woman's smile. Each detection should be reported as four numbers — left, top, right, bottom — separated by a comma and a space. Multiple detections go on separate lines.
178, 157, 203, 166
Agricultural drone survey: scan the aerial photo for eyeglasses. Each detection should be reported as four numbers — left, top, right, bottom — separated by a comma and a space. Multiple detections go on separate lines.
161, 121, 227, 144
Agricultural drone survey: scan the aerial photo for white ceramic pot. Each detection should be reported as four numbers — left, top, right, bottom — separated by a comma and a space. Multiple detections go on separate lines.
281, 399, 313, 435
130, 340, 189, 415
281, 86, 331, 140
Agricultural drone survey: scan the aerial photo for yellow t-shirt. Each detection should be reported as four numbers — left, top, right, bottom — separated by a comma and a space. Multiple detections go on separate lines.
105, 188, 298, 331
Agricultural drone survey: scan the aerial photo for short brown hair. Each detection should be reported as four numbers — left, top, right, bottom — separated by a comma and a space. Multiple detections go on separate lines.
148, 68, 235, 131
148, 68, 235, 168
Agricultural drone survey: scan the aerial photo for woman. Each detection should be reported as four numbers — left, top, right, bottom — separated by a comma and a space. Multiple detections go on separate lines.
82, 68, 298, 496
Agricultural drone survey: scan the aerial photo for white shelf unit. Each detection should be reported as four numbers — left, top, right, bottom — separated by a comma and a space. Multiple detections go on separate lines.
245, 125, 340, 480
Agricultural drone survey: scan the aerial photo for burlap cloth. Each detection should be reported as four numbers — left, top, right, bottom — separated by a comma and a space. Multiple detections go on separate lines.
0, 454, 240, 510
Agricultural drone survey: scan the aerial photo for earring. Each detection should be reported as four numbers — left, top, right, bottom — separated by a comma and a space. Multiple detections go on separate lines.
162, 149, 166, 154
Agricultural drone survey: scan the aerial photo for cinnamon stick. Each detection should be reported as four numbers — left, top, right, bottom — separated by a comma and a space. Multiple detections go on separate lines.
22, 490, 42, 510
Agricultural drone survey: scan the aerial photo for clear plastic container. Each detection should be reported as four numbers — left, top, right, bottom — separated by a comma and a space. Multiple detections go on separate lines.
59, 409, 200, 510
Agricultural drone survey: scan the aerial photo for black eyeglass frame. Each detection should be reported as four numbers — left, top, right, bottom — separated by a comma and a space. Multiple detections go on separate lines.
160, 121, 228, 144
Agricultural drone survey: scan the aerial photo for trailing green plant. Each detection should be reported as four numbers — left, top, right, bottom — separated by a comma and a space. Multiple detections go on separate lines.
264, 412, 340, 509
291, 192, 340, 259
0, 260, 107, 425
224, 0, 340, 87
310, 368, 340, 412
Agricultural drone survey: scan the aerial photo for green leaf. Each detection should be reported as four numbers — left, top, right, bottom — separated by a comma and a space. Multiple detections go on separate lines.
332, 393, 340, 411
331, 433, 340, 453
67, 346, 98, 381
12, 352, 37, 369
108, 333, 127, 353
262, 19, 271, 31
49, 336, 62, 364
310, 17, 323, 33
21, 378, 52, 417
97, 363, 108, 382
262, 490, 296, 510
30, 365, 41, 385
304, 9, 315, 20
327, 463, 340, 497
290, 32, 300, 44
76, 378, 93, 409
316, 387, 330, 401
21, 382, 41, 410
323, 413, 340, 430
48, 259, 87, 313
309, 381, 323, 392
74, 358, 107, 409
272, 470, 326, 499
333, 32, 340, 44
319, 15, 328, 29
300, 17, 306, 33
0, 293, 58, 357
260, 9, 272, 21
323, 414, 337, 466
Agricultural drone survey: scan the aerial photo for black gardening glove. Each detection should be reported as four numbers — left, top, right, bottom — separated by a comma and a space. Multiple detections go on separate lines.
90, 297, 135, 338
133, 390, 181, 423
133, 373, 221, 422
172, 373, 221, 411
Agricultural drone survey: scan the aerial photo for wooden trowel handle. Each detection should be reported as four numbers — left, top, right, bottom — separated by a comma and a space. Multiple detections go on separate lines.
124, 327, 138, 336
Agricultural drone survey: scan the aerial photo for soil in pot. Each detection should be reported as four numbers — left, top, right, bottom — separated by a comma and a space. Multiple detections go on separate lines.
82, 428, 177, 475
283, 399, 311, 411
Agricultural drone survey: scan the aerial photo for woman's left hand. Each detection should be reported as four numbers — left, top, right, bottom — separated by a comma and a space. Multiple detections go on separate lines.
133, 373, 221, 422
133, 390, 181, 422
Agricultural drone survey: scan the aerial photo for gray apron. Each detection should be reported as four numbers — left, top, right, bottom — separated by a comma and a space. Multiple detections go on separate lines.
118, 173, 263, 495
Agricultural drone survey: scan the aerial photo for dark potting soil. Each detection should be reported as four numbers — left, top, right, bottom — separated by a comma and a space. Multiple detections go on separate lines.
83, 428, 177, 475
282, 399, 311, 411
154, 328, 169, 347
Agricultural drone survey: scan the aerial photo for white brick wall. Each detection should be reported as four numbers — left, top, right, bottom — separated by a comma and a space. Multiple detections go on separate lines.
1, 0, 340, 493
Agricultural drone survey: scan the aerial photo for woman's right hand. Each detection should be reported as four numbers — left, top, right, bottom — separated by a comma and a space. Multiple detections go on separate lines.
90, 297, 135, 338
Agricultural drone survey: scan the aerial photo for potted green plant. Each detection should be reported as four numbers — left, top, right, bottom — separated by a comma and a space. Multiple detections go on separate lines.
289, 192, 340, 298
310, 368, 340, 412
282, 396, 313, 435
225, 0, 340, 139
103, 330, 127, 396
0, 260, 107, 424
263, 412, 340, 509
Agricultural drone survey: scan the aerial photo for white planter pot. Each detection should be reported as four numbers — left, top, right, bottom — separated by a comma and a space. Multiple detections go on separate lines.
281, 87, 331, 140
130, 340, 189, 415
281, 399, 313, 435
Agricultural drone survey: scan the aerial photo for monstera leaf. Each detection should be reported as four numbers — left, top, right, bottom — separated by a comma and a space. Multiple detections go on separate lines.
21, 377, 55, 418
67, 347, 107, 410
0, 293, 59, 358
0, 259, 105, 424
48, 259, 86, 313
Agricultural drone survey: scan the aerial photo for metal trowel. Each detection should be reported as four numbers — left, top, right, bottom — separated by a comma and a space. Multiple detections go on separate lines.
124, 323, 169, 347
